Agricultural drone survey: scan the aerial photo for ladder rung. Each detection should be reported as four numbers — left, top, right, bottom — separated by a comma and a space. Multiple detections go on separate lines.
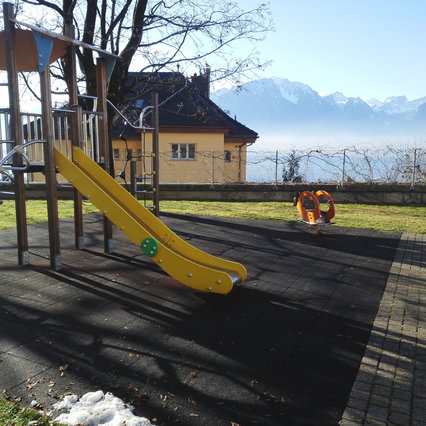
78, 94, 98, 99
52, 108, 74, 113
27, 164, 45, 173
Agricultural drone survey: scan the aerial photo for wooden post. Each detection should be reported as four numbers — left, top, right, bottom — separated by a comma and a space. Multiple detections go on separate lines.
96, 57, 113, 253
151, 92, 160, 216
3, 3, 29, 265
65, 24, 84, 249
40, 68, 61, 270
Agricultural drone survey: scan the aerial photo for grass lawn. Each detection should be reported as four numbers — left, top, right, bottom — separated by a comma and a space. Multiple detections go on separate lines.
0, 396, 62, 426
1, 199, 425, 234
0, 199, 98, 230
160, 200, 426, 234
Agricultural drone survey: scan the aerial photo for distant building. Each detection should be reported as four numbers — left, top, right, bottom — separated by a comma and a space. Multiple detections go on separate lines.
111, 69, 258, 183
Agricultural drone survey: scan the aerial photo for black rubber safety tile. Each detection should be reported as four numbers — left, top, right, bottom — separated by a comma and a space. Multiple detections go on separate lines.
0, 213, 401, 425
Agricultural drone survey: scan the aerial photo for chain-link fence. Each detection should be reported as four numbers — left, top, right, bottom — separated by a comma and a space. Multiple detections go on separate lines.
151, 147, 425, 185
245, 147, 426, 185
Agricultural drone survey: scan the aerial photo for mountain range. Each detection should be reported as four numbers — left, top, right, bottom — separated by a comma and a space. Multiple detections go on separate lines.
211, 77, 426, 139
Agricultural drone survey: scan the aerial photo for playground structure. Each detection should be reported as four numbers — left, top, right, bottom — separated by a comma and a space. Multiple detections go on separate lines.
0, 3, 246, 294
294, 190, 336, 225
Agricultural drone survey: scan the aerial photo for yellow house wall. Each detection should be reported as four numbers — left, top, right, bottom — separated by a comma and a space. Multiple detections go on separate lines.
159, 132, 224, 183
223, 142, 247, 183
112, 131, 233, 184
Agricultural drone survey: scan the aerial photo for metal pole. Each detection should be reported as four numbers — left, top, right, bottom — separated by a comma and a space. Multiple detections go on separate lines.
211, 150, 215, 184
3, 2, 29, 265
342, 148, 347, 185
130, 159, 137, 197
238, 146, 242, 183
412, 148, 418, 187
275, 150, 278, 185
151, 92, 160, 216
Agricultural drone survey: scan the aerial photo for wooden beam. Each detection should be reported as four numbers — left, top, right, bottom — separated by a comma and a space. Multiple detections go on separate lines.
40, 68, 61, 270
3, 3, 28, 265
96, 57, 113, 253
65, 24, 84, 249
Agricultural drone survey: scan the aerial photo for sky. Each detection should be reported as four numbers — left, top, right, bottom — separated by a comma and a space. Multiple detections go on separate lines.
3, 1, 425, 109
237, 0, 426, 101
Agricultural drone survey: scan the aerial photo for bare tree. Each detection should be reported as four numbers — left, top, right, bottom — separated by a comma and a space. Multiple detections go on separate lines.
282, 151, 303, 183
17, 0, 272, 107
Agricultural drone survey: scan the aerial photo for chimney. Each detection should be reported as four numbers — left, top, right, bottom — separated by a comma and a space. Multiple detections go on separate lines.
191, 67, 211, 98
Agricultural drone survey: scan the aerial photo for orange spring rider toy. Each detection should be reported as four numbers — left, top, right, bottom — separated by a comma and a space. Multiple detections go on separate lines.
294, 190, 335, 225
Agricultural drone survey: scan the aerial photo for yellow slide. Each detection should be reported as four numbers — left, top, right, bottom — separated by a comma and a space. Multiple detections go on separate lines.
55, 147, 247, 294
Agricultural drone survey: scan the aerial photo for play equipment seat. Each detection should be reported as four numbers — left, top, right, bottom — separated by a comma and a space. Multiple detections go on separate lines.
295, 190, 335, 225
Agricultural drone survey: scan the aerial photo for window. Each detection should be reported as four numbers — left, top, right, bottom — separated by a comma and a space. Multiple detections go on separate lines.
224, 150, 232, 162
171, 143, 195, 160
113, 149, 120, 160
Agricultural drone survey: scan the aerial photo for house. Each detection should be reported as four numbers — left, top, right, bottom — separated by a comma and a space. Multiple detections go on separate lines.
111, 69, 258, 184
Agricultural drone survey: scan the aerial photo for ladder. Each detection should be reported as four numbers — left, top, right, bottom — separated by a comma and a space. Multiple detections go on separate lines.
130, 150, 159, 215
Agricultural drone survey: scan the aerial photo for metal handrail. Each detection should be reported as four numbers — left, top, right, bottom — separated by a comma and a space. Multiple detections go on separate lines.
107, 100, 154, 131
0, 139, 46, 171
52, 108, 75, 114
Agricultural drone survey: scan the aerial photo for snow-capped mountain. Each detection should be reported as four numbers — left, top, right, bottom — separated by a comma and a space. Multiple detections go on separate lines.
271, 77, 317, 104
212, 77, 426, 137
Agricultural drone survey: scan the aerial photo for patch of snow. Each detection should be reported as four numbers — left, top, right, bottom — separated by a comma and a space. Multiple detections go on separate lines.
380, 95, 411, 114
366, 98, 383, 108
327, 92, 348, 105
51, 391, 154, 426
272, 76, 316, 104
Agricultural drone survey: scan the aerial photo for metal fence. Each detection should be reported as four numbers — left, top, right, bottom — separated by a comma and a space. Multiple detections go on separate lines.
245, 147, 426, 185
155, 147, 425, 185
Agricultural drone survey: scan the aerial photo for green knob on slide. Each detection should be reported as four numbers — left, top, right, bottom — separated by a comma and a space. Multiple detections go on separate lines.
140, 237, 159, 257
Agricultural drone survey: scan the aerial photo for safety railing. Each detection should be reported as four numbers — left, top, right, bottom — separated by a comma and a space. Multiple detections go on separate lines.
0, 108, 102, 184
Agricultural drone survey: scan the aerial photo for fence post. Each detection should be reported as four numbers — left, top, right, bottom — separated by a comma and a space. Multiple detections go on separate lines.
211, 150, 215, 184
341, 149, 347, 185
412, 148, 418, 187
275, 150, 278, 185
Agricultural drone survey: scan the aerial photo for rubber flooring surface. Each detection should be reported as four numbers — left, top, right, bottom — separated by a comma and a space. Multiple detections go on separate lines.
0, 212, 400, 425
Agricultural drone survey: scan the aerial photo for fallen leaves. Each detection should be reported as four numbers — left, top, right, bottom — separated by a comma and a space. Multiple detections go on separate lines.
26, 380, 39, 390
